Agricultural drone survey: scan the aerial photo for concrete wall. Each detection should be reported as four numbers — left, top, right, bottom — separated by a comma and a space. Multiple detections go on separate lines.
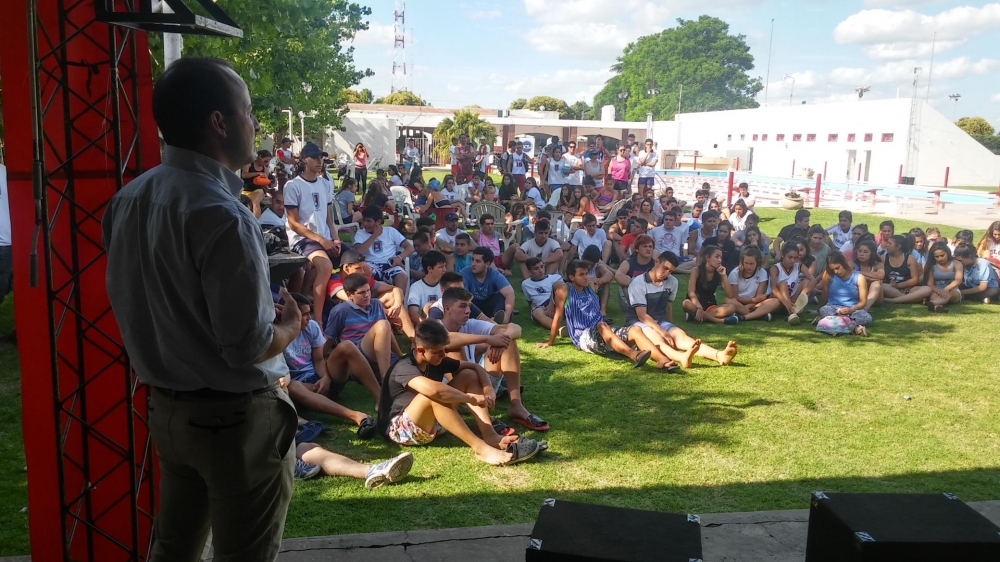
325, 116, 397, 169
915, 102, 1000, 187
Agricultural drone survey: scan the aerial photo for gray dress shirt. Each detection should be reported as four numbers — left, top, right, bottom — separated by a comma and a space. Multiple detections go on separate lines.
102, 146, 287, 392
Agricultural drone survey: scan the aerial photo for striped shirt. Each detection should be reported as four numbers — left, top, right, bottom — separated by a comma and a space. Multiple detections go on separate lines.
564, 284, 603, 348
324, 300, 387, 346
626, 272, 678, 325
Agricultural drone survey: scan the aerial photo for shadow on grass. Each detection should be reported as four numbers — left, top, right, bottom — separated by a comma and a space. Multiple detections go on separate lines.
286, 467, 1000, 538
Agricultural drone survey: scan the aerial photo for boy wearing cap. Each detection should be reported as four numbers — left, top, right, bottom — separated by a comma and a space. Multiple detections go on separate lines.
354, 206, 414, 290
435, 212, 462, 259
285, 141, 341, 323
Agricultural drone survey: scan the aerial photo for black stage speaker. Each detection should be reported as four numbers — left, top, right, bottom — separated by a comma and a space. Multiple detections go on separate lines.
525, 498, 703, 561
805, 492, 1000, 561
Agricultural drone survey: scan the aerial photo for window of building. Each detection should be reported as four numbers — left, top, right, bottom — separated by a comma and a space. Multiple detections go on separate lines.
792, 134, 802, 142
828, 134, 838, 142
727, 134, 732, 141
740, 134, 745, 141
864, 133, 873, 142
752, 134, 759, 141
847, 133, 856, 142
881, 133, 894, 142
806, 134, 817, 142
775, 134, 784, 141
762, 134, 768, 141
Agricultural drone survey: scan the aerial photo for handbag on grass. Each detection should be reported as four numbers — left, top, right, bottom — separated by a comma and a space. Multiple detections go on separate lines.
816, 315, 852, 336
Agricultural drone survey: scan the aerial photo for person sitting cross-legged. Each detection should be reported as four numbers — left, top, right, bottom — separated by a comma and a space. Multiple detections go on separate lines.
626, 251, 739, 368
354, 205, 414, 290
538, 260, 653, 369
377, 320, 542, 466
460, 247, 516, 324
295, 443, 414, 489
325, 273, 403, 381
521, 257, 564, 329
724, 247, 782, 321
282, 292, 380, 438
407, 250, 448, 326
426, 272, 494, 323
439, 287, 549, 432
955, 244, 1000, 303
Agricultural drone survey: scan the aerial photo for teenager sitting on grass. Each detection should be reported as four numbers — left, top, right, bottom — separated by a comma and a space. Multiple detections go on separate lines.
440, 287, 549, 432
976, 221, 1000, 271
883, 235, 932, 304
325, 273, 403, 381
910, 227, 928, 267
769, 242, 813, 325
283, 293, 380, 439
816, 251, 872, 336
427, 272, 495, 323
704, 220, 740, 274
329, 250, 414, 339
806, 225, 830, 272
682, 245, 740, 325
452, 233, 474, 273
470, 213, 519, 276
377, 320, 541, 466
923, 242, 964, 313
954, 244, 998, 304
515, 219, 564, 278
295, 443, 414, 489
521, 257, 564, 329
353, 205, 413, 290
853, 237, 884, 310
461, 247, 516, 324
581, 245, 615, 323
725, 247, 781, 321
407, 250, 447, 326
538, 260, 652, 369
614, 234, 656, 312
627, 251, 738, 368
568, 212, 612, 263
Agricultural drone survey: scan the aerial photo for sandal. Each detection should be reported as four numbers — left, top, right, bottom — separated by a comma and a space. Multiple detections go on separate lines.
295, 420, 324, 445
357, 416, 377, 440
632, 350, 652, 369
491, 417, 516, 436
510, 413, 550, 432
500, 438, 541, 466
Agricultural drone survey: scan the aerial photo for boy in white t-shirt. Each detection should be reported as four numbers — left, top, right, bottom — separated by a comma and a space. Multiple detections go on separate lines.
284, 142, 341, 322
520, 257, 563, 329
567, 213, 612, 263
406, 250, 447, 326
636, 138, 659, 194
353, 206, 414, 289
514, 219, 564, 278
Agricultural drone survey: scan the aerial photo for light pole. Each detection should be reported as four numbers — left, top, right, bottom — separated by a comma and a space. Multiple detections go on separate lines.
783, 74, 795, 106
617, 91, 629, 120
763, 18, 775, 106
298, 111, 313, 146
948, 93, 961, 119
281, 109, 293, 140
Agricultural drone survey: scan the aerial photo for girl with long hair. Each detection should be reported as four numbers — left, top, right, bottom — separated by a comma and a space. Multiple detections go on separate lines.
769, 242, 813, 325
742, 226, 769, 259
335, 177, 362, 224
853, 237, 884, 310
682, 245, 739, 324
976, 221, 1000, 270
882, 234, 932, 304
352, 142, 369, 193
923, 242, 963, 312
725, 246, 781, 321
817, 251, 872, 336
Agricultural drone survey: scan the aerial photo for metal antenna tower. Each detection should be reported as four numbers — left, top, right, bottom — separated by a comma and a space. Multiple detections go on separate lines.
391, 0, 407, 92
904, 67, 922, 180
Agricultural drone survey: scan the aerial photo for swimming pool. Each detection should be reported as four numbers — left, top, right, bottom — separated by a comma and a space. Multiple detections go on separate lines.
654, 171, 993, 205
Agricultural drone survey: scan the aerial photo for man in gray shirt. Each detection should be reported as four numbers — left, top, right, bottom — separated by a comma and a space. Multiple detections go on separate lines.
102, 57, 302, 562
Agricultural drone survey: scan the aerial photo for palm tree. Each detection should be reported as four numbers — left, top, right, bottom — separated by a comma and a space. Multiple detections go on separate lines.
432, 109, 497, 162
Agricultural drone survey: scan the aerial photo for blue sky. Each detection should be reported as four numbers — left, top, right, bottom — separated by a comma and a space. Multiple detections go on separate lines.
350, 0, 1000, 125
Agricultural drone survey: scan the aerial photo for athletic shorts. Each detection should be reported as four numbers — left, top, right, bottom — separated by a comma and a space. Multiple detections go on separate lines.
450, 164, 459, 176
388, 412, 439, 446
493, 255, 508, 269
370, 261, 405, 283
513, 174, 526, 191
613, 179, 631, 191
634, 320, 675, 332
293, 239, 338, 260
292, 372, 348, 397
637, 177, 655, 187
530, 299, 551, 316
577, 325, 631, 355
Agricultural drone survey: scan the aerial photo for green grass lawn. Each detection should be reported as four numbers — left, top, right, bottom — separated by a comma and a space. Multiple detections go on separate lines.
1, 208, 998, 555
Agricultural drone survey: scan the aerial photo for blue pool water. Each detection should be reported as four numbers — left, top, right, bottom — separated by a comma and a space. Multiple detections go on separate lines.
654, 171, 992, 205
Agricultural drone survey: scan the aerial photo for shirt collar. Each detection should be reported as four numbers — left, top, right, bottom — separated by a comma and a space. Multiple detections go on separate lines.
161, 146, 244, 197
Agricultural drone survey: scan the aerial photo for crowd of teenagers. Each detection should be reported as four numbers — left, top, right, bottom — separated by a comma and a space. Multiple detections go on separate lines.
241, 134, 1000, 483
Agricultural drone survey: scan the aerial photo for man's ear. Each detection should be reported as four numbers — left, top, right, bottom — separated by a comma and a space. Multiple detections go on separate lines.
208, 110, 226, 139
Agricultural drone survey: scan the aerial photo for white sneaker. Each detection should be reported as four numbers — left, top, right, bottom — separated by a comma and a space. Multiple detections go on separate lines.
365, 452, 414, 489
984, 297, 992, 305
787, 313, 801, 326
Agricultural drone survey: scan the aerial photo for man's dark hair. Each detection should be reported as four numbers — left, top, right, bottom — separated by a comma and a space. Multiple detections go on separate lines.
657, 251, 680, 267
717, 220, 733, 233
343, 273, 369, 294
839, 210, 853, 222
536, 210, 552, 220
478, 213, 495, 225
566, 259, 590, 277
412, 231, 430, 245
582, 213, 597, 225
421, 250, 447, 272
581, 245, 602, 263
442, 286, 473, 306
472, 246, 495, 263
954, 244, 977, 260
440, 271, 464, 286
739, 182, 749, 190
257, 149, 272, 159
794, 209, 811, 222
361, 206, 383, 221
414, 320, 450, 348
455, 232, 472, 244
415, 216, 436, 229
534, 219, 551, 233
290, 292, 312, 307
525, 257, 542, 269
152, 57, 240, 148
701, 210, 721, 222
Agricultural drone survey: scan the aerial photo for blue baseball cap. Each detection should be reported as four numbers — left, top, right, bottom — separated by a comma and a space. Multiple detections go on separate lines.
445, 212, 459, 221
300, 142, 327, 159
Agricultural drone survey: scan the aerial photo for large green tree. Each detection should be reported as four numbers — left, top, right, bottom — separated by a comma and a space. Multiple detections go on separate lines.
568, 101, 595, 120
956, 116, 995, 137
342, 88, 374, 104
161, 0, 373, 136
522, 96, 572, 118
594, 16, 762, 121
508, 98, 528, 110
432, 110, 495, 161
374, 90, 429, 106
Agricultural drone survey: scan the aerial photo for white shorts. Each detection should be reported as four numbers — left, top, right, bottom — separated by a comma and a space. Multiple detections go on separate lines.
634, 320, 675, 332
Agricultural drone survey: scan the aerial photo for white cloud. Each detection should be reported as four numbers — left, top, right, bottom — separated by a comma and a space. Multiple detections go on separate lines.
502, 68, 616, 104
352, 22, 394, 47
993, 93, 1000, 103
469, 10, 501, 20
834, 4, 1000, 45
522, 0, 670, 58
527, 23, 635, 57
863, 40, 964, 60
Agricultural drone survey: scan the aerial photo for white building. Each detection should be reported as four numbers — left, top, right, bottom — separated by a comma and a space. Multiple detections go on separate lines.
324, 98, 999, 187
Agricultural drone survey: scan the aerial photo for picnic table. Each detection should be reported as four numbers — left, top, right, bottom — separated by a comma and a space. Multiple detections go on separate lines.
268, 253, 308, 284
862, 188, 883, 210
